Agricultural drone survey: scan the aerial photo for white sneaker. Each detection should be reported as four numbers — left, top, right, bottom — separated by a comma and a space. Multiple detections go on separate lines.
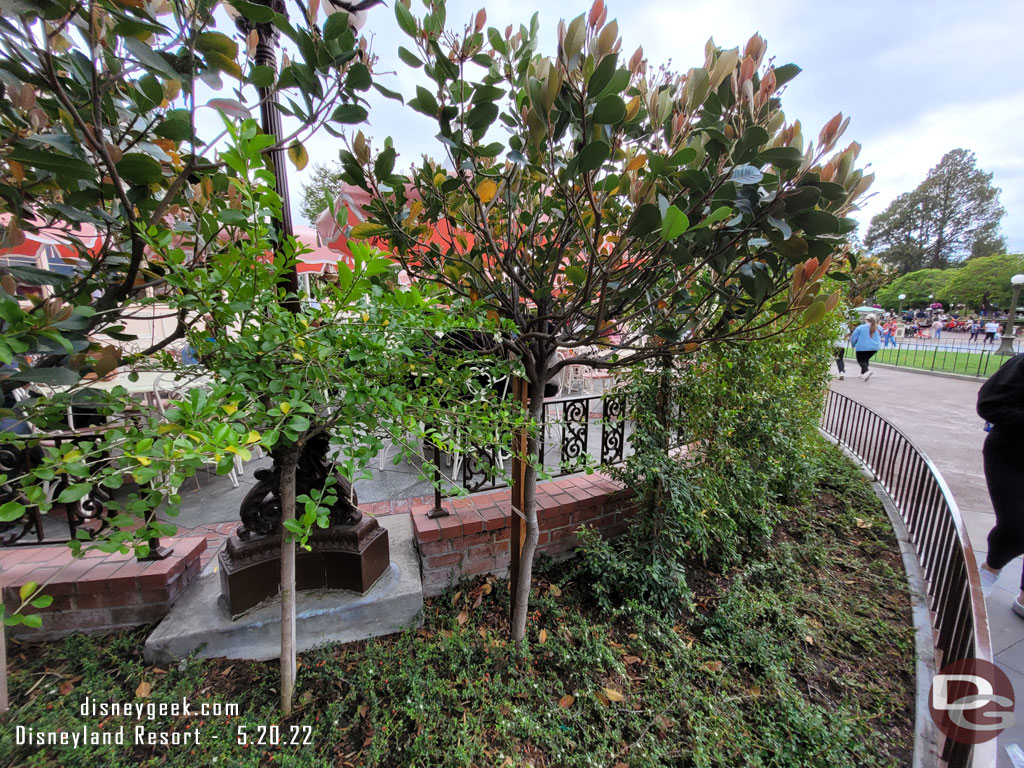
838, 373, 844, 380
863, 370, 873, 381
980, 566, 1001, 597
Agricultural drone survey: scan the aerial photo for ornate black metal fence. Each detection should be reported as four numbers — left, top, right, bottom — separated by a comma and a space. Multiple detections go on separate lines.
442, 389, 630, 497
820, 389, 994, 768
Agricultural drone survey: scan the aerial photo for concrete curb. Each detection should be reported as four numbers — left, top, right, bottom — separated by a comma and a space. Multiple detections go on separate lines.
868, 362, 990, 384
820, 430, 942, 768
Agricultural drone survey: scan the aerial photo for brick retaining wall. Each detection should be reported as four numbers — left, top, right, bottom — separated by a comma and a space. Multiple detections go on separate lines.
0, 536, 207, 640
411, 473, 635, 596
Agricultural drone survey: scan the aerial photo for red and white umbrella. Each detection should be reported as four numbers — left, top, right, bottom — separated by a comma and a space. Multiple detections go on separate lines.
0, 212, 101, 265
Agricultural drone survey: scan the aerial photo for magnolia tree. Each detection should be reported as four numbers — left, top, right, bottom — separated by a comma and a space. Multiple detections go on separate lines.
332, 0, 874, 644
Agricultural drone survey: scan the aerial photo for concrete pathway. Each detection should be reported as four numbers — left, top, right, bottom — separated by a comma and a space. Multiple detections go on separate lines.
831, 365, 1024, 766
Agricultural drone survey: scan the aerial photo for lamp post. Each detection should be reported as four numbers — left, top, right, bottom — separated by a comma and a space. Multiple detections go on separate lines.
996, 274, 1024, 356
898, 293, 906, 315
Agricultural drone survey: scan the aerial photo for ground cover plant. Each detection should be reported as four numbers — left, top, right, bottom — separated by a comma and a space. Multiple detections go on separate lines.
0, 439, 914, 768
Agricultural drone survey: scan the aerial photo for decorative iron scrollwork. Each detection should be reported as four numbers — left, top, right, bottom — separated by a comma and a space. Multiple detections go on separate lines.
560, 398, 588, 470
601, 393, 627, 465
238, 432, 360, 539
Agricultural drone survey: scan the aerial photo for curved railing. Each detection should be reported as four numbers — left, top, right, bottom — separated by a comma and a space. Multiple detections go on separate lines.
820, 390, 994, 768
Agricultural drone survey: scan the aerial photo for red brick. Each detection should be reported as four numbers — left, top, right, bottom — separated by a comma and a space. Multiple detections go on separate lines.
76, 561, 140, 594
413, 515, 441, 543
427, 552, 463, 568
459, 509, 484, 535
476, 505, 509, 532
417, 539, 450, 557
462, 556, 496, 575
109, 603, 169, 626
461, 531, 497, 548
437, 515, 463, 539
468, 541, 509, 561
140, 557, 188, 589
74, 591, 130, 610
411, 503, 434, 517
0, 547, 54, 567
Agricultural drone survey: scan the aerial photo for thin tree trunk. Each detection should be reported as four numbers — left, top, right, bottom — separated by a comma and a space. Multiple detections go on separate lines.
279, 447, 300, 715
510, 385, 544, 647
0, 619, 7, 714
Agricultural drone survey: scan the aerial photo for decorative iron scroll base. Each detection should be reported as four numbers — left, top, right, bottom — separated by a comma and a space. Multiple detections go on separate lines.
237, 433, 361, 539
218, 515, 390, 618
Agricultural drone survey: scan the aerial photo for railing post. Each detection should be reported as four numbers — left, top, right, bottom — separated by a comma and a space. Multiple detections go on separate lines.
428, 442, 447, 519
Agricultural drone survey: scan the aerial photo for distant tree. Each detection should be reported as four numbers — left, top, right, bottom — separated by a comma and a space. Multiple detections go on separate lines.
845, 253, 893, 305
864, 149, 1005, 273
875, 268, 952, 310
944, 254, 1024, 312
299, 161, 346, 224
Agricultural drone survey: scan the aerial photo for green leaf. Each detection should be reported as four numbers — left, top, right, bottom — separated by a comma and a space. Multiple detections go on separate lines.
667, 147, 697, 167
773, 63, 802, 88
323, 10, 352, 41
795, 210, 840, 236
661, 205, 689, 241
19, 581, 37, 602
395, 1, 417, 37
466, 102, 498, 132
350, 222, 390, 239
0, 501, 25, 522
30, 595, 53, 609
592, 95, 625, 124
3, 367, 80, 386
729, 165, 763, 185
347, 63, 372, 92
7, 147, 94, 181
565, 265, 586, 285
225, 0, 275, 23
626, 204, 661, 237
802, 299, 827, 327
587, 53, 618, 97
332, 104, 368, 124
374, 147, 396, 179
218, 209, 249, 226
287, 141, 309, 171
694, 206, 733, 229
123, 38, 180, 80
398, 47, 423, 68
206, 98, 251, 120
21, 613, 42, 628
248, 65, 276, 88
413, 86, 439, 117
577, 141, 610, 174
57, 483, 92, 504
759, 146, 803, 170
196, 31, 238, 59
116, 153, 163, 185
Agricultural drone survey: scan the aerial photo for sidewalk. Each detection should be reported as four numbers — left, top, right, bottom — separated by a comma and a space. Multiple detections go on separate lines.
831, 366, 1024, 766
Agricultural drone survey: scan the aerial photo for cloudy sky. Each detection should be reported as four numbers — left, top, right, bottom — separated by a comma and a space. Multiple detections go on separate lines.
283, 0, 1024, 252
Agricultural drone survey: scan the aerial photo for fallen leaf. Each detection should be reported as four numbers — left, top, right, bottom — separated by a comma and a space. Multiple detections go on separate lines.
135, 681, 152, 698
595, 691, 610, 707
702, 661, 723, 673
473, 593, 483, 609
452, 590, 462, 605
622, 655, 641, 665
558, 694, 575, 709
748, 685, 762, 698
539, 629, 548, 644
59, 681, 74, 696
602, 686, 624, 702
478, 627, 487, 639
613, 763, 629, 768
548, 583, 562, 597
804, 635, 815, 646
151, 668, 167, 675
358, 704, 369, 719
855, 517, 871, 529
481, 583, 493, 595
457, 610, 469, 626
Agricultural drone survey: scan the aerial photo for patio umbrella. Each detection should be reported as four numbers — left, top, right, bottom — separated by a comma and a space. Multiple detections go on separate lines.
0, 212, 101, 264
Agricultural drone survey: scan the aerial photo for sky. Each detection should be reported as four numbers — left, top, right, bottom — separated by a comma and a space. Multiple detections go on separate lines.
278, 0, 1024, 252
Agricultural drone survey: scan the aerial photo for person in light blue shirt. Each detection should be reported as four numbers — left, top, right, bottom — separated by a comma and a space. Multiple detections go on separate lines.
849, 314, 881, 381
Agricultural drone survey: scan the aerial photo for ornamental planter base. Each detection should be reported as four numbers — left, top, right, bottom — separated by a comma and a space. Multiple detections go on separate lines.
218, 515, 390, 618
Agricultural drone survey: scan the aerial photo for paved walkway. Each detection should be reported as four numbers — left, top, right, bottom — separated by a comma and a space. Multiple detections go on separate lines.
831, 365, 1024, 766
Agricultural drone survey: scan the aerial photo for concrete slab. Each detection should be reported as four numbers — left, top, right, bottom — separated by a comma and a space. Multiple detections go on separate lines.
143, 514, 423, 663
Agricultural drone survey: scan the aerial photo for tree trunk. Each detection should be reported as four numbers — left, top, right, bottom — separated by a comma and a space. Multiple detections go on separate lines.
0, 620, 7, 714
278, 446, 300, 715
510, 382, 545, 647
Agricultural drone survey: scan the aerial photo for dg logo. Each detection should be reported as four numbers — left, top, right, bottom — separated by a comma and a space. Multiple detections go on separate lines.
930, 658, 1015, 745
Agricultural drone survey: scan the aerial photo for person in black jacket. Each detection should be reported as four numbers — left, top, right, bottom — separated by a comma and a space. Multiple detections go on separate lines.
977, 353, 1024, 613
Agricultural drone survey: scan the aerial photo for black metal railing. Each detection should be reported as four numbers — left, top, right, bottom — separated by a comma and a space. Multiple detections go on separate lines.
435, 389, 631, 499
844, 340, 1014, 378
820, 390, 994, 768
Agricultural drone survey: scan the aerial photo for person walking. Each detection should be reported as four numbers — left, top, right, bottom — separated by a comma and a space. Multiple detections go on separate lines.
881, 318, 897, 348
970, 317, 981, 342
833, 324, 849, 380
849, 313, 881, 381
932, 317, 944, 340
977, 354, 1024, 615
984, 319, 999, 344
